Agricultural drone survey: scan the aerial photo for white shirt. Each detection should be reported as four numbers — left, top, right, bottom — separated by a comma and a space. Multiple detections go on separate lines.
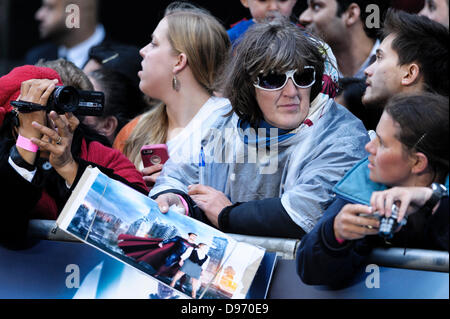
8, 157, 71, 188
167, 96, 230, 157
137, 96, 231, 170
180, 247, 210, 270
8, 157, 36, 182
58, 24, 106, 68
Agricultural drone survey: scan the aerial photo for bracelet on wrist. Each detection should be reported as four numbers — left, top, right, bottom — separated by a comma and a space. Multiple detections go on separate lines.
176, 194, 190, 215
16, 134, 39, 153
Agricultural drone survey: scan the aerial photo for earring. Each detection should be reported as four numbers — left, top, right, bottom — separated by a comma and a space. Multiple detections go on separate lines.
172, 75, 180, 92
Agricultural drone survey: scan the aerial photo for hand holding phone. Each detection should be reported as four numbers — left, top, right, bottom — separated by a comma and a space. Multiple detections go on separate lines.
140, 144, 169, 188
140, 144, 169, 168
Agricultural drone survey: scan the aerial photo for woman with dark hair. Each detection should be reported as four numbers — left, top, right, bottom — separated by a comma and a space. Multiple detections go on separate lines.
83, 68, 149, 144
296, 92, 449, 287
151, 18, 369, 238
0, 65, 148, 247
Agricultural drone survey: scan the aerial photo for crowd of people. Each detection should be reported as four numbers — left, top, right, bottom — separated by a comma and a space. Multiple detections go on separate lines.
0, 0, 448, 289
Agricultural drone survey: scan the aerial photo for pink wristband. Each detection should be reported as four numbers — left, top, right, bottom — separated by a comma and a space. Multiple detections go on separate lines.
336, 237, 345, 245
176, 195, 189, 215
16, 135, 39, 153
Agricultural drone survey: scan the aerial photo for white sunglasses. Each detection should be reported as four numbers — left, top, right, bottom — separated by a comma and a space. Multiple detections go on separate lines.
253, 66, 316, 91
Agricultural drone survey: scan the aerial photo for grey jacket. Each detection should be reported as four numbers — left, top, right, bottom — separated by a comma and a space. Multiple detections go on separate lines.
151, 99, 369, 237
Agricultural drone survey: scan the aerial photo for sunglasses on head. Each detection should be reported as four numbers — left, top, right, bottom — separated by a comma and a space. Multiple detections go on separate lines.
254, 66, 316, 91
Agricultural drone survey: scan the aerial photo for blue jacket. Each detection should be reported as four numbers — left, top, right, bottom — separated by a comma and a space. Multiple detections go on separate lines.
227, 19, 255, 46
296, 158, 449, 287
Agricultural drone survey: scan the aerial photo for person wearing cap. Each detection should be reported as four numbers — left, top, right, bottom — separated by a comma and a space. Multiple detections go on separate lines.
81, 44, 151, 144
82, 68, 150, 145
0, 65, 148, 248
83, 43, 143, 89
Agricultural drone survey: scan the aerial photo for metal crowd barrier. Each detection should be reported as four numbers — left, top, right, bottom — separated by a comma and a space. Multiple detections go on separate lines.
27, 219, 449, 272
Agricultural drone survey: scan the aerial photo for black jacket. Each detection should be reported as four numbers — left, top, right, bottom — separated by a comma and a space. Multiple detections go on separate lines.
296, 193, 449, 288
0, 123, 147, 248
151, 190, 306, 239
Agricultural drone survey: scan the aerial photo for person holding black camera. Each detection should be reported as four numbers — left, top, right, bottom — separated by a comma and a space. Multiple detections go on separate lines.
0, 65, 148, 248
296, 93, 449, 287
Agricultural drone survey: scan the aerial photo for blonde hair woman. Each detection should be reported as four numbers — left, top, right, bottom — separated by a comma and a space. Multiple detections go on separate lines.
113, 3, 231, 187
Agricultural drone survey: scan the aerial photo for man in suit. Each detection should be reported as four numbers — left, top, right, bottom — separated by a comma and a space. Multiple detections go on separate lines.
25, 0, 106, 68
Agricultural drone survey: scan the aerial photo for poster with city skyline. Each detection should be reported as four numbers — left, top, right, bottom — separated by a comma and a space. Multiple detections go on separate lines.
57, 167, 265, 299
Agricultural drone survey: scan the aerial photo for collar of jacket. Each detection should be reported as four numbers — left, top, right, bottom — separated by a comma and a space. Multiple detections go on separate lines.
234, 95, 334, 149
332, 157, 387, 205
333, 157, 450, 205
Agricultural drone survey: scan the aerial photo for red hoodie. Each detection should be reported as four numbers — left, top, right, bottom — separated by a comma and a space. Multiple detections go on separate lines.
0, 65, 148, 220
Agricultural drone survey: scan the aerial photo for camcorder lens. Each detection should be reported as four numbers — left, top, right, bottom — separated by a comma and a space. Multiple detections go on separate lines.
11, 85, 104, 116
48, 86, 80, 113
47, 86, 104, 116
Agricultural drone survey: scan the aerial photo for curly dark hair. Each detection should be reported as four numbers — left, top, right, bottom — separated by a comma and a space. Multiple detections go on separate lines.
221, 17, 325, 126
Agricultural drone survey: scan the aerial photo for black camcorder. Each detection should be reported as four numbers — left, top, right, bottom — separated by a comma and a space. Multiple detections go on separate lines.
11, 86, 104, 116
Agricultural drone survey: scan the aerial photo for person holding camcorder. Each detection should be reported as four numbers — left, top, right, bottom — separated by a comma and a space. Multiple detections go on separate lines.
0, 65, 148, 248
11, 84, 105, 117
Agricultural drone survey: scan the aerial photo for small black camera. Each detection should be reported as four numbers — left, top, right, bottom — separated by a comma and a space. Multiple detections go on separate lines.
378, 204, 407, 240
11, 86, 104, 116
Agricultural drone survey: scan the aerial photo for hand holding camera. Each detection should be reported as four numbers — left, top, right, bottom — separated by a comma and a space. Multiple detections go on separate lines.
370, 186, 436, 223
369, 186, 448, 240
12, 79, 80, 186
15, 78, 59, 139
11, 82, 104, 116
30, 111, 79, 185
333, 204, 380, 242
334, 202, 408, 242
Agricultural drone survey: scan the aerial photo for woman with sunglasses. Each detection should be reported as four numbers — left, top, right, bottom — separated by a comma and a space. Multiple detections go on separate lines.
296, 93, 449, 287
151, 18, 369, 238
